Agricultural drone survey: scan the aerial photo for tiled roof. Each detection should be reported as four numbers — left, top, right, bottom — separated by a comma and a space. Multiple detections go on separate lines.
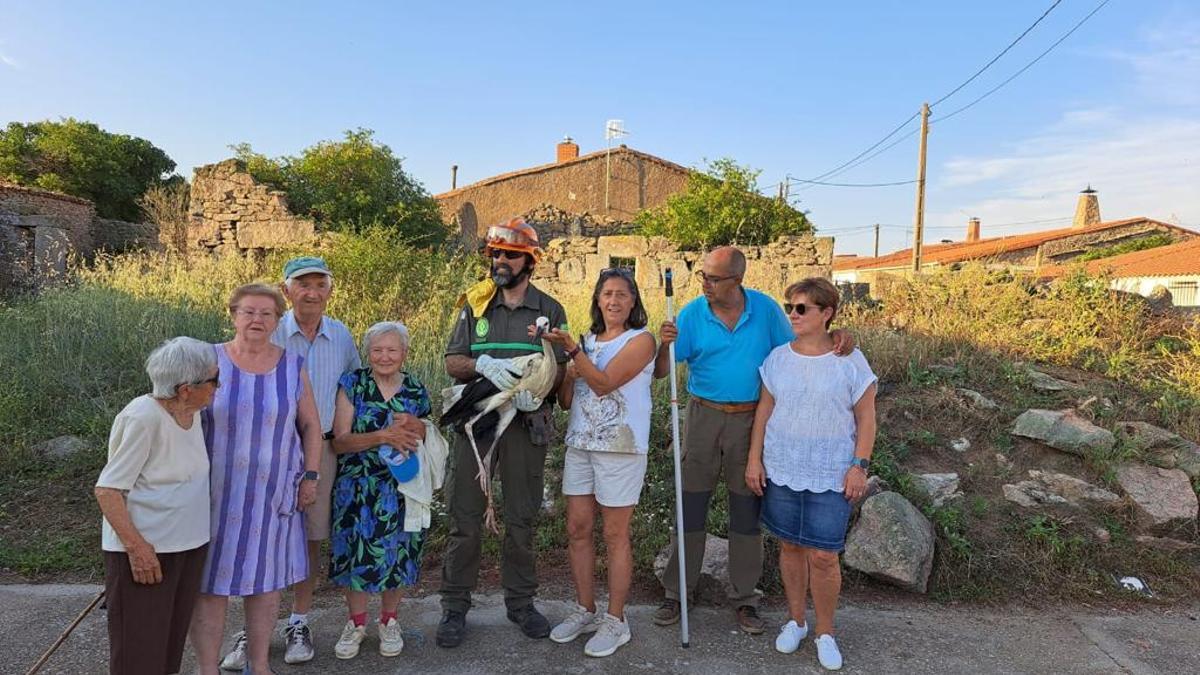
434, 146, 691, 199
1041, 237, 1200, 279
833, 217, 1196, 271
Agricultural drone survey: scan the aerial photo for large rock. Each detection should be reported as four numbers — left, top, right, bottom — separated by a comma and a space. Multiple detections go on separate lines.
1022, 366, 1083, 392
653, 535, 732, 605
1114, 463, 1198, 534
912, 473, 961, 507
844, 492, 935, 593
1002, 470, 1120, 509
957, 388, 999, 410
33, 434, 89, 460
1011, 409, 1115, 456
1118, 421, 1200, 479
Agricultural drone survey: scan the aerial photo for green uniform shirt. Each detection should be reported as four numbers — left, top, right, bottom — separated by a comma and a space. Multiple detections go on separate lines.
445, 283, 569, 383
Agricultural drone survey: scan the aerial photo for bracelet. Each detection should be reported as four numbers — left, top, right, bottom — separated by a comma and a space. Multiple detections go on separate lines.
565, 345, 581, 360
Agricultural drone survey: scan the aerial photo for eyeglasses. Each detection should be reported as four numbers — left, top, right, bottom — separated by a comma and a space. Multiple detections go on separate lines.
234, 308, 277, 319
489, 249, 525, 260
783, 302, 822, 316
179, 375, 220, 391
698, 271, 738, 285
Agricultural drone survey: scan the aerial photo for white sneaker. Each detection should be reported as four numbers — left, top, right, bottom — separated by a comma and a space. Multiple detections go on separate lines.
282, 621, 315, 664
815, 634, 843, 670
334, 621, 367, 659
379, 617, 404, 657
550, 603, 600, 643
583, 613, 631, 658
775, 619, 809, 654
218, 630, 246, 671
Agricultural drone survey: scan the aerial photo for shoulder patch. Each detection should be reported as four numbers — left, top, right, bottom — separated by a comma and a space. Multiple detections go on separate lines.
475, 317, 490, 339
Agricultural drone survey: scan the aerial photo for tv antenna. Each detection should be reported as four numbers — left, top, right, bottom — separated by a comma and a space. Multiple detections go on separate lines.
605, 119, 630, 212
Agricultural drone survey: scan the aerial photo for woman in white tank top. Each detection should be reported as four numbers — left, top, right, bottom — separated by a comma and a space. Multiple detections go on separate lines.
540, 268, 656, 658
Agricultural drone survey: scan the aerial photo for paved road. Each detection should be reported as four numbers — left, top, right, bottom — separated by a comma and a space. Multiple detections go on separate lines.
4, 584, 1197, 674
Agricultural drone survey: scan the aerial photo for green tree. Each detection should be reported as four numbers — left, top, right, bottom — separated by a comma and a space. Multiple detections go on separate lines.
232, 129, 446, 246
636, 158, 812, 249
0, 118, 177, 220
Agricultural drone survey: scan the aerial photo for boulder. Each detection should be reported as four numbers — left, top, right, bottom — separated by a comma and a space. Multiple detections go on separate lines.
33, 435, 89, 460
653, 535, 733, 605
844, 492, 935, 593
957, 388, 999, 410
1115, 463, 1199, 534
1003, 470, 1119, 510
1011, 409, 1115, 456
1003, 483, 1066, 508
1025, 368, 1082, 392
912, 473, 961, 508
1118, 421, 1200, 479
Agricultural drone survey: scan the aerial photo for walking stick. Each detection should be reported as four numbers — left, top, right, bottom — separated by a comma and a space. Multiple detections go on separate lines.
24, 589, 105, 675
664, 268, 690, 648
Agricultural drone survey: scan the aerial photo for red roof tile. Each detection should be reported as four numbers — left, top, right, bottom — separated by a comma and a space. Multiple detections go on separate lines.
1041, 237, 1200, 279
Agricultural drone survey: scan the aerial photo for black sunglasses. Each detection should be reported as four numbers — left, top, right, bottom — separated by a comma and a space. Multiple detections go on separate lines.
178, 375, 220, 391
783, 302, 822, 316
490, 249, 525, 260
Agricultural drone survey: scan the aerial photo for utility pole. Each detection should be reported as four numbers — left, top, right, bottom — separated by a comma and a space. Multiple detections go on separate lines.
873, 223, 880, 258
911, 102, 930, 273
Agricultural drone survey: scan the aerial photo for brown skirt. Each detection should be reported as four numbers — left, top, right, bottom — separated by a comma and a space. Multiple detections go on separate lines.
104, 543, 208, 675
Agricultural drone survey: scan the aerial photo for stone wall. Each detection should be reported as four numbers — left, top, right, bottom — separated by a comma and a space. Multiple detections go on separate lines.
0, 183, 95, 290
532, 234, 834, 298
187, 159, 315, 254
437, 147, 689, 246
92, 218, 160, 253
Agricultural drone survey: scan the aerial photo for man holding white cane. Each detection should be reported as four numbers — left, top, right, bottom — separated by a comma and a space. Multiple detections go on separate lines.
653, 247, 853, 634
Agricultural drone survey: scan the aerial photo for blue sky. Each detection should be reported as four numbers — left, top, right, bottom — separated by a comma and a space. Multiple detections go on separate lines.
2, 1, 1197, 255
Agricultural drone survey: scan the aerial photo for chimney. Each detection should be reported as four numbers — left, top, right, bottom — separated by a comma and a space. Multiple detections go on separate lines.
966, 217, 981, 242
556, 136, 579, 163
1072, 185, 1101, 228
451, 165, 458, 190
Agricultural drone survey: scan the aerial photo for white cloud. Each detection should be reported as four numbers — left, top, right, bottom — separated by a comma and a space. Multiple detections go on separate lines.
0, 40, 18, 69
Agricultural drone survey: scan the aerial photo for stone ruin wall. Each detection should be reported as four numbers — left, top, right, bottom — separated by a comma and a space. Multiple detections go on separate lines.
187, 159, 315, 255
0, 183, 95, 290
531, 234, 834, 299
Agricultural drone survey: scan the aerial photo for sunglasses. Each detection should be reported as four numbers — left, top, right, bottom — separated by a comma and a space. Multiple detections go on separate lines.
490, 249, 525, 260
180, 375, 220, 391
783, 302, 823, 316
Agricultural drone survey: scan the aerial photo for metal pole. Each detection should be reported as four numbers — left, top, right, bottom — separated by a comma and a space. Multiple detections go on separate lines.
873, 223, 880, 258
911, 102, 930, 273
605, 142, 612, 213
664, 268, 690, 648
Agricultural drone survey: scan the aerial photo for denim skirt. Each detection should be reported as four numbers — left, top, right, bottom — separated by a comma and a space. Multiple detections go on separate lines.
760, 480, 853, 552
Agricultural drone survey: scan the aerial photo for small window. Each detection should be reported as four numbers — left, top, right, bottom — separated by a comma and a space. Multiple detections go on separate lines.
608, 256, 636, 274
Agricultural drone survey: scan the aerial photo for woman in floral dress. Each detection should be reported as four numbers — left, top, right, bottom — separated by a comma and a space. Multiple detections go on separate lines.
328, 321, 430, 659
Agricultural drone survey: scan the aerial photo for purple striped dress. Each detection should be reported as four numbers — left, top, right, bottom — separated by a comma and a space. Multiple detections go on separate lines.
200, 344, 308, 596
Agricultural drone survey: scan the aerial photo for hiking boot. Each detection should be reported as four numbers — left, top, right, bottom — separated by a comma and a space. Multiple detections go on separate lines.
816, 634, 843, 670
218, 630, 246, 671
775, 619, 808, 654
550, 603, 600, 643
506, 604, 551, 639
436, 609, 467, 648
378, 617, 404, 657
333, 621, 366, 659
735, 605, 766, 635
584, 613, 631, 658
652, 599, 680, 626
282, 622, 315, 664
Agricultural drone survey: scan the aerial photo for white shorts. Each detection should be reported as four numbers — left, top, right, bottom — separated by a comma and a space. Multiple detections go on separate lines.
561, 446, 648, 507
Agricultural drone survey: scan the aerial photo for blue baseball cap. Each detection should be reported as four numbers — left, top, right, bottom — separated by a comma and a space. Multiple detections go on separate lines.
283, 256, 332, 281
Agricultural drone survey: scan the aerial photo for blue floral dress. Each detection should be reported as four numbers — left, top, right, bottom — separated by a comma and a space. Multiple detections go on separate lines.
330, 368, 431, 592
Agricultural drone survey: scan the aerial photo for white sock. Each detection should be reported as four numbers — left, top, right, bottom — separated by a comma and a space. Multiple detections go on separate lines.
289, 613, 308, 626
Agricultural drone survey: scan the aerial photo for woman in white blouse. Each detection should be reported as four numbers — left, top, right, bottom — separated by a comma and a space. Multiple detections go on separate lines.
745, 277, 877, 672
94, 336, 219, 675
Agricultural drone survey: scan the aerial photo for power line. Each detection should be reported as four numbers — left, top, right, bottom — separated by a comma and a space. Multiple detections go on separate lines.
934, 0, 1111, 124
800, 112, 920, 184
930, 0, 1064, 108
789, 177, 916, 188
795, 128, 920, 191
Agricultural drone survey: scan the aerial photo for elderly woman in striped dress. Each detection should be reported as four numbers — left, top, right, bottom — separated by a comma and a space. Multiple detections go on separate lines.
189, 283, 323, 675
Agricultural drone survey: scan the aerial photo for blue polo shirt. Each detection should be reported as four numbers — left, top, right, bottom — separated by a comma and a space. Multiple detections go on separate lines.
674, 287, 793, 403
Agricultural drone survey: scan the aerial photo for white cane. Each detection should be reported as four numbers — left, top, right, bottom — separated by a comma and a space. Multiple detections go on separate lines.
664, 268, 690, 648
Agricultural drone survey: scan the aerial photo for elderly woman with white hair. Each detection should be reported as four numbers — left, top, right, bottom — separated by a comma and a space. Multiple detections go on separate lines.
327, 320, 431, 659
94, 336, 219, 675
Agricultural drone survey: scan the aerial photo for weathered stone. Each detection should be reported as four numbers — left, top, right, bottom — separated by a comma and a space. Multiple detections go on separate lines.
995, 453, 1014, 471
957, 388, 1000, 410
1003, 482, 1066, 508
844, 492, 935, 593
950, 438, 971, 453
912, 473, 961, 507
1134, 535, 1198, 552
34, 434, 90, 460
1011, 409, 1115, 456
653, 535, 732, 605
1003, 470, 1119, 510
1118, 421, 1200, 479
1115, 463, 1199, 533
1026, 369, 1081, 392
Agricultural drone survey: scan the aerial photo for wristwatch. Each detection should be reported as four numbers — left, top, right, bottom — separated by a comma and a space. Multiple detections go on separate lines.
850, 458, 870, 472
302, 470, 320, 482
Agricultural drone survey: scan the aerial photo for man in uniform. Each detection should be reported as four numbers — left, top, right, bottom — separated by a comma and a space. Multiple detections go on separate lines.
437, 217, 568, 648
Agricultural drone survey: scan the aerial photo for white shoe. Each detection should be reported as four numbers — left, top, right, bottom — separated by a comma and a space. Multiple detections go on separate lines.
218, 630, 246, 671
584, 613, 631, 658
816, 634, 843, 671
379, 617, 404, 657
282, 621, 315, 664
775, 619, 808, 654
334, 621, 367, 660
550, 603, 600, 643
